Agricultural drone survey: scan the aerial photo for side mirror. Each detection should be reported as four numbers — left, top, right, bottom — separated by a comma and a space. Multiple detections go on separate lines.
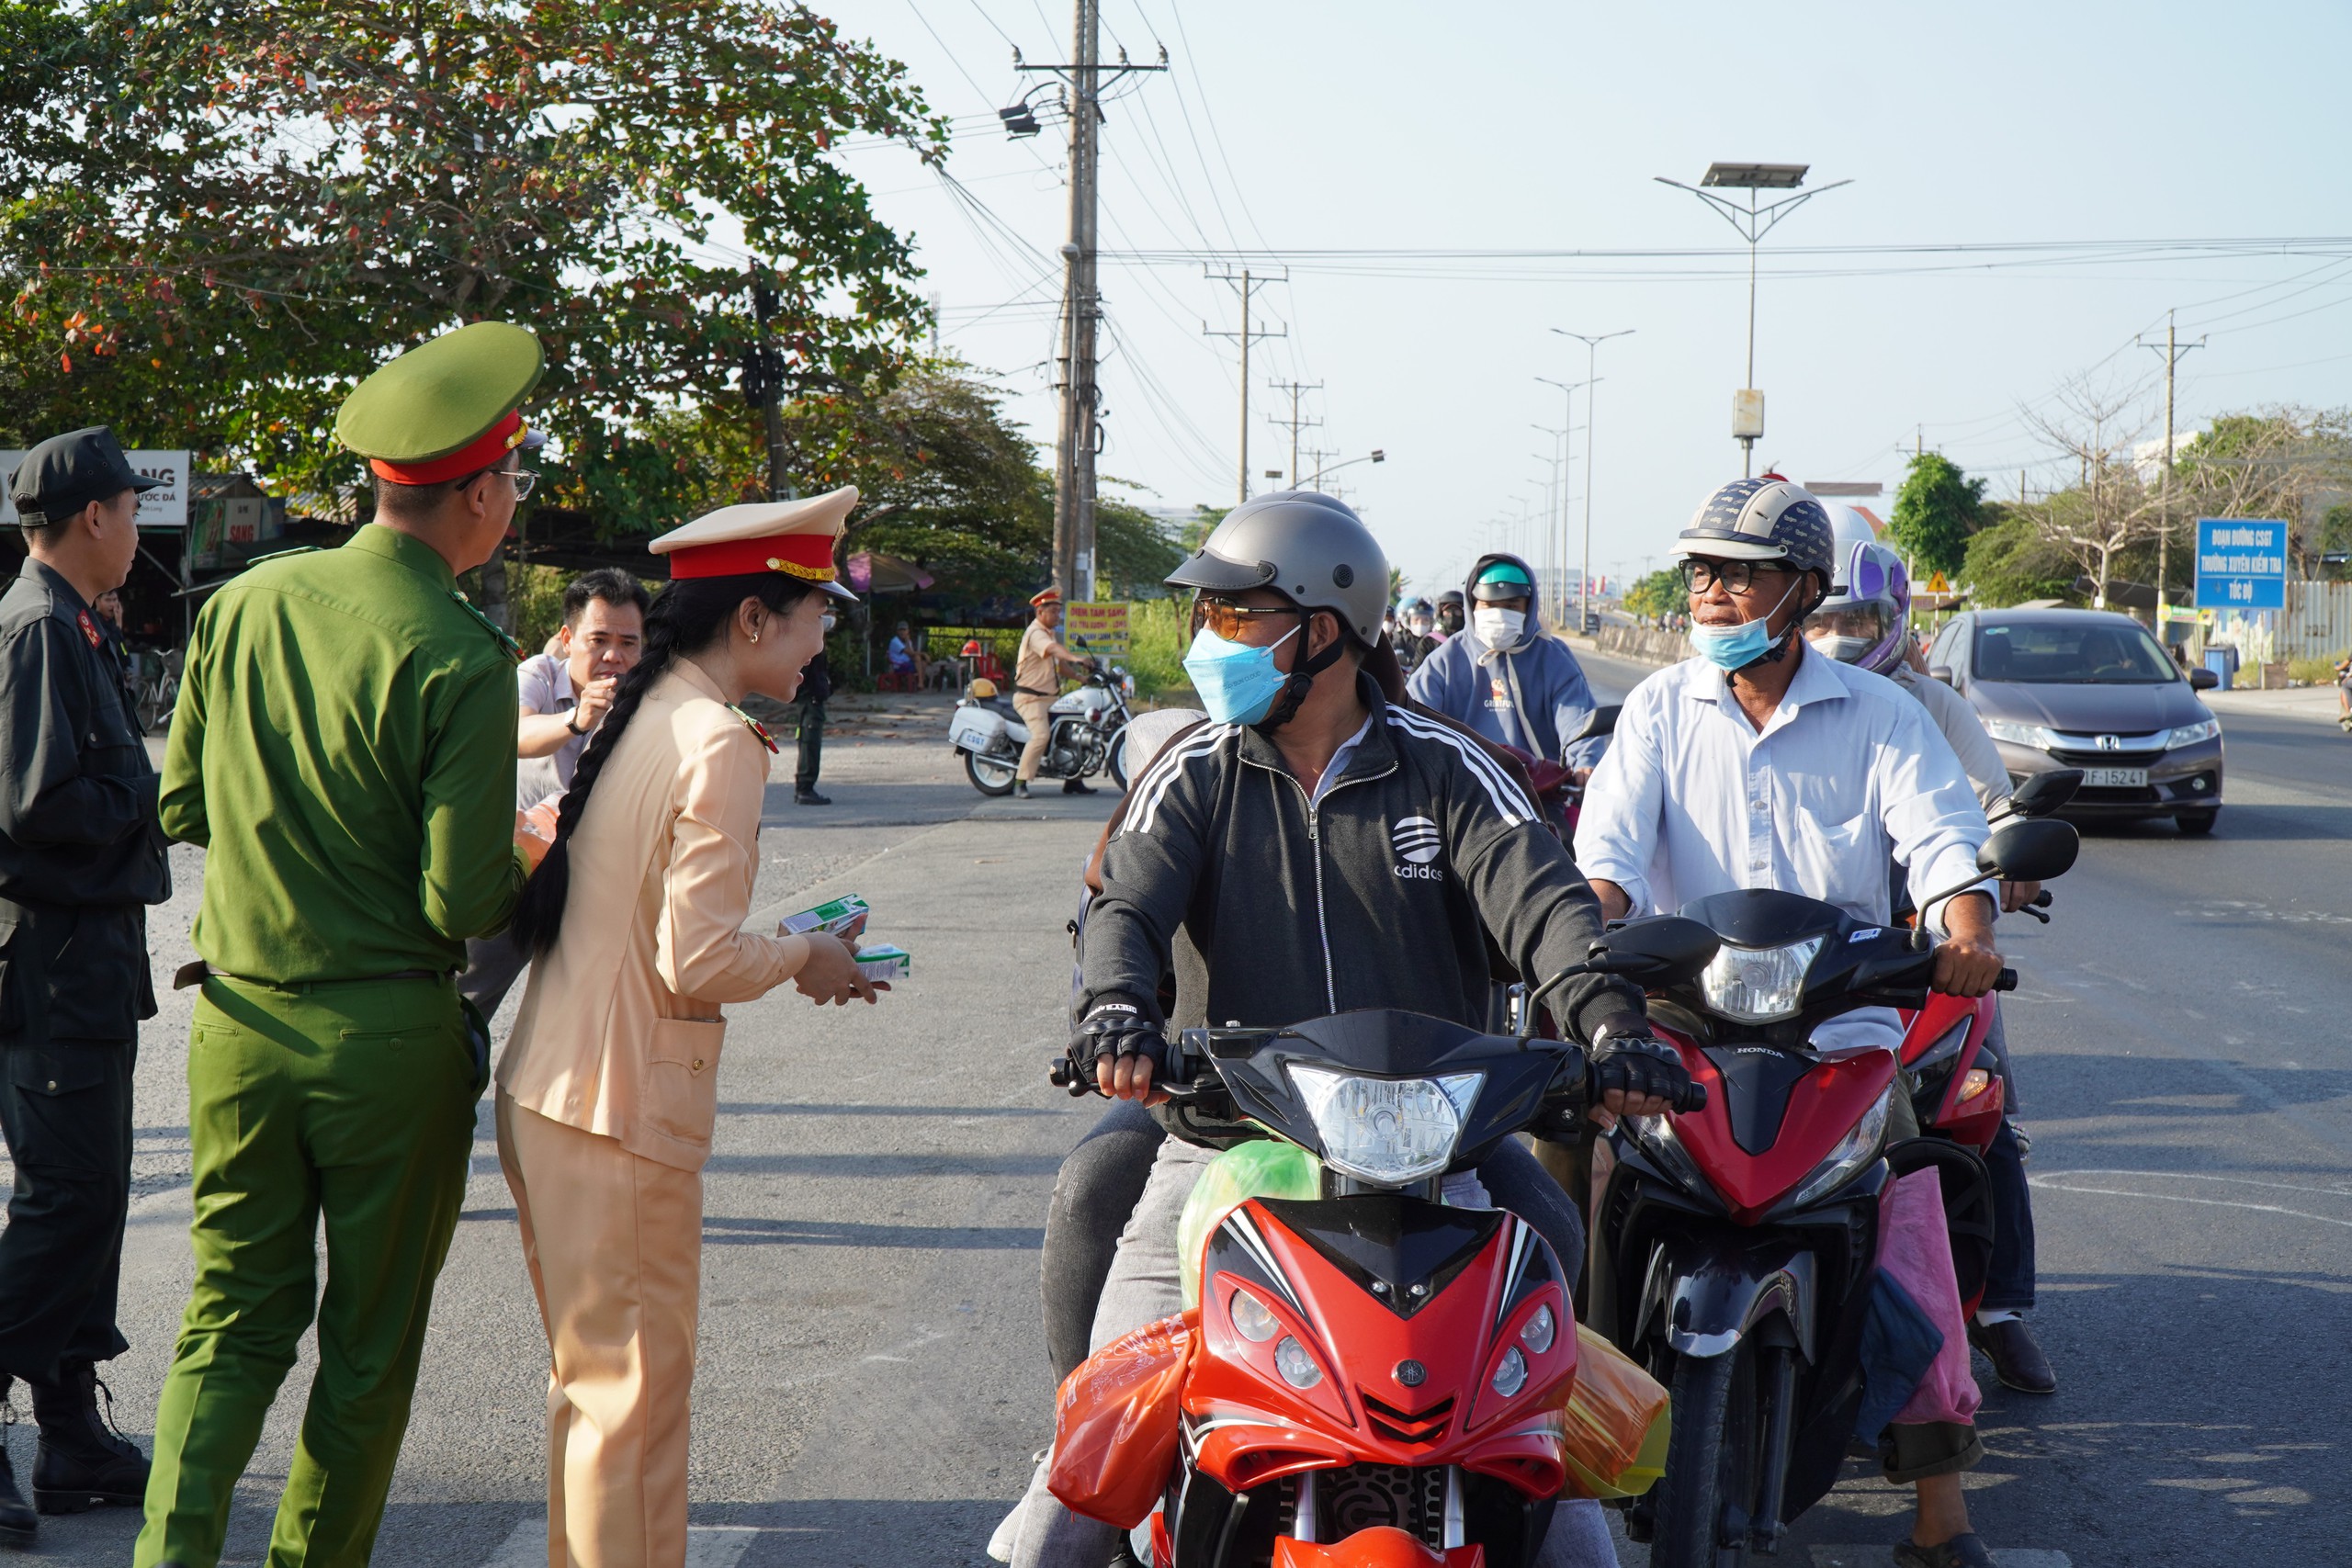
1977, 818, 2079, 883
1571, 703, 1622, 744
1928, 665, 1956, 687
2006, 768, 2081, 818
2189, 668, 2220, 691
1587, 915, 1721, 987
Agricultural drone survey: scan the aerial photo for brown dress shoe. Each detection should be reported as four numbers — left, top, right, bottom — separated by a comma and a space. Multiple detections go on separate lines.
1968, 1315, 2057, 1393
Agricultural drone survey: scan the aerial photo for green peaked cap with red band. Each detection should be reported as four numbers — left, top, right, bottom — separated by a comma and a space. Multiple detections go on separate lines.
336, 321, 544, 484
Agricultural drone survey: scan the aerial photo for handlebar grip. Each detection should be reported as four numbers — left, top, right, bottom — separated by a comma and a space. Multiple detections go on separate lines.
1671, 1080, 1709, 1114
2030, 890, 2053, 908
1994, 968, 2018, 991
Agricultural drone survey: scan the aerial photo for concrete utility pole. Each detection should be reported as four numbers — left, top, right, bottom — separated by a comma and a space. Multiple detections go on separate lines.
1535, 376, 1576, 625
1204, 267, 1286, 505
2141, 308, 2205, 618
1265, 379, 1321, 490
1552, 327, 1634, 634
1019, 14, 1164, 600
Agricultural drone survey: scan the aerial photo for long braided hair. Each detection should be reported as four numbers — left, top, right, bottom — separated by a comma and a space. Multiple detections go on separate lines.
513, 571, 813, 955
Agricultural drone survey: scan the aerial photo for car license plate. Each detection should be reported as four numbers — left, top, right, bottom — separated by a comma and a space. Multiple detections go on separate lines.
2082, 767, 2147, 787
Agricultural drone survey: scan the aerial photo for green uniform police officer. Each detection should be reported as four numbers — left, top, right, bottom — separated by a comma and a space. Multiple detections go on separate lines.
0, 428, 172, 1540
138, 322, 541, 1568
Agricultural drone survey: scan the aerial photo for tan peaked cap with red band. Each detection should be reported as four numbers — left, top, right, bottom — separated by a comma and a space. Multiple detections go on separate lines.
648, 486, 861, 602
335, 321, 544, 485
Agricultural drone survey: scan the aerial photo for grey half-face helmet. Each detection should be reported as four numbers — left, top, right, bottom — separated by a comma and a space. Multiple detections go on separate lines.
1165, 490, 1391, 645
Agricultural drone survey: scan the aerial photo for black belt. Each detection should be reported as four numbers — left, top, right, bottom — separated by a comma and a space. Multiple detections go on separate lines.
1013, 685, 1055, 698
172, 961, 450, 992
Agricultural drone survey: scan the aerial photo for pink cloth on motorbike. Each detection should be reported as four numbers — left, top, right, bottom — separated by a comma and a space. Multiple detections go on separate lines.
1883, 1168, 1982, 1428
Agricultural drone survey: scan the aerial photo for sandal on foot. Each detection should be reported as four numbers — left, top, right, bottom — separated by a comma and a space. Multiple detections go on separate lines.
1894, 1533, 1997, 1568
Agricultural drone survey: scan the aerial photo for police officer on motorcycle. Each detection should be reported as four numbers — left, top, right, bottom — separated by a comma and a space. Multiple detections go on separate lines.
1007, 492, 1694, 1568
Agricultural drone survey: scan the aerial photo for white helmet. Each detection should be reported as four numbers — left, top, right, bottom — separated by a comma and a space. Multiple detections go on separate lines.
1808, 506, 1910, 675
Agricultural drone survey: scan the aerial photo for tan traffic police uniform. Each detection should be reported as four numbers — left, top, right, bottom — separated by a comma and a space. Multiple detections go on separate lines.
494, 490, 861, 1568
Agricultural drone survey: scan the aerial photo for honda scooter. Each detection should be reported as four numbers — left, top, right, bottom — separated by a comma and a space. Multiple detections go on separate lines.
1047, 966, 1709, 1568
1586, 815, 2080, 1568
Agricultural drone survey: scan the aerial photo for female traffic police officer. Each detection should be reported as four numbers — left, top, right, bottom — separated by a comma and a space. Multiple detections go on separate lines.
141, 322, 544, 1568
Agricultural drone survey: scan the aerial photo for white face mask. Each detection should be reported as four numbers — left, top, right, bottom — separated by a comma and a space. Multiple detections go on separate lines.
1473, 607, 1526, 649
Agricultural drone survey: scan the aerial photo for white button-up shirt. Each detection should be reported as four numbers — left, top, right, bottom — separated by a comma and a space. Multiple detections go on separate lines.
1574, 649, 1993, 1052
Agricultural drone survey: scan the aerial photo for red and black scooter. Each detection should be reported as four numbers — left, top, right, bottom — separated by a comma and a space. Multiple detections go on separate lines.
1583, 813, 2078, 1568
1056, 976, 1706, 1568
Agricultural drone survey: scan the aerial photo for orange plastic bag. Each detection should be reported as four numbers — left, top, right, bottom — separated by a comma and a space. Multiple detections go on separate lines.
1046, 1311, 1198, 1528
1558, 1325, 1672, 1500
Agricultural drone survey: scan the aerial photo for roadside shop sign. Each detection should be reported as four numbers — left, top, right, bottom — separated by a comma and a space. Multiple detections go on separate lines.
1068, 601, 1131, 659
0, 449, 189, 530
2195, 518, 2286, 610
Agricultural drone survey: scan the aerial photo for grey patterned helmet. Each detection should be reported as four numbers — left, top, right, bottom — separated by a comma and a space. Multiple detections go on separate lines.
1165, 491, 1391, 644
1671, 478, 1837, 585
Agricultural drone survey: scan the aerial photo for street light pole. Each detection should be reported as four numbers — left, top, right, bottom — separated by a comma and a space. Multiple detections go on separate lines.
1552, 328, 1634, 635
1654, 164, 1848, 478
1535, 376, 1576, 626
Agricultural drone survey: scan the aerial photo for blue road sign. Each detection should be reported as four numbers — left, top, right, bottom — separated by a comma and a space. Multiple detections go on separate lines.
2195, 517, 2288, 610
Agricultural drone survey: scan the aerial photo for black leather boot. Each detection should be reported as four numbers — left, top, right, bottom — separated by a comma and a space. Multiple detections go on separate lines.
0, 1380, 34, 1545
29, 1364, 147, 1514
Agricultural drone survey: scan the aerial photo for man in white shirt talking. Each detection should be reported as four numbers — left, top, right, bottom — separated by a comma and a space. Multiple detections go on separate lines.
1575, 478, 2007, 1568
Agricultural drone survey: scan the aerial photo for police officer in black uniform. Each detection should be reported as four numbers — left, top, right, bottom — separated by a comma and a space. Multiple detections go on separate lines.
0, 427, 170, 1538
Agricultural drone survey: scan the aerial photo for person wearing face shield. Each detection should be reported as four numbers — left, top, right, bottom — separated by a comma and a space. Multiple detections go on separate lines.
1576, 478, 2009, 1568
1000, 492, 1691, 1568
1433, 588, 1464, 639
1392, 594, 1438, 672
1407, 553, 1605, 776
1804, 525, 2056, 1397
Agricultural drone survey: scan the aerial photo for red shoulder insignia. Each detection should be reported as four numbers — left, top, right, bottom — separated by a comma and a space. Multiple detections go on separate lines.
727, 704, 782, 754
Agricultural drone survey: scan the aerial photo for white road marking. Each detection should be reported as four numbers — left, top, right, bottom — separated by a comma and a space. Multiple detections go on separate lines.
482, 1519, 760, 1568
2030, 1171, 2352, 1229
1811, 1551, 2069, 1568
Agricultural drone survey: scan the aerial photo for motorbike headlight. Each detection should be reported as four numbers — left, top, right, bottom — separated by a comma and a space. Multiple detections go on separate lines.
1520, 1303, 1556, 1354
1274, 1337, 1324, 1390
1288, 1066, 1482, 1186
1787, 1086, 1893, 1210
1228, 1287, 1281, 1344
2165, 717, 2220, 749
1984, 718, 2061, 750
1490, 1346, 1528, 1398
1624, 1111, 1713, 1200
1700, 937, 1824, 1023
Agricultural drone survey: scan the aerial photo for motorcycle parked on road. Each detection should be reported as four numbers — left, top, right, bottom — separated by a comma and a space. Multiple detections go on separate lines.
1584, 815, 2079, 1568
1046, 984, 1707, 1568
949, 656, 1133, 797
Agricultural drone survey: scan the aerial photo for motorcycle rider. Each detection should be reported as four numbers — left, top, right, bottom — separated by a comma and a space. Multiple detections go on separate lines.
1016, 588, 1097, 800
1392, 594, 1439, 671
1011, 491, 1695, 1568
1434, 588, 1465, 639
1804, 516, 2054, 1395
1408, 554, 1605, 774
1575, 479, 2007, 1568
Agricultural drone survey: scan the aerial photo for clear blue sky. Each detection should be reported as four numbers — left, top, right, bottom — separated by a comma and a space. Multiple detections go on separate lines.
830, 0, 2352, 598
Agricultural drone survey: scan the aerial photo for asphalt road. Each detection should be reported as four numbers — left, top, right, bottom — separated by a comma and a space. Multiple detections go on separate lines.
11, 671, 2346, 1568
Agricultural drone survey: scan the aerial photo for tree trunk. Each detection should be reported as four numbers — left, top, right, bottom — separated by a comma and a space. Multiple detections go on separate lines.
481, 538, 513, 632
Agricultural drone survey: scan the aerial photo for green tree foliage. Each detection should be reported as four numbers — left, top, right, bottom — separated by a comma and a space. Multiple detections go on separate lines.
1960, 506, 2080, 607
2172, 408, 2352, 578
1888, 453, 1986, 578
1093, 499, 1184, 600
1623, 566, 1682, 621
0, 0, 941, 520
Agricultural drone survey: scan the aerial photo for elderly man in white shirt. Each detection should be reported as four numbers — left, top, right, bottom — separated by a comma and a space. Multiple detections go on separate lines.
1574, 478, 2007, 1568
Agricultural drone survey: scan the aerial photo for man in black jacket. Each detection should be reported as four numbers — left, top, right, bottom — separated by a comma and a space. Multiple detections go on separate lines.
794, 634, 832, 806
0, 429, 172, 1537
1007, 493, 1689, 1568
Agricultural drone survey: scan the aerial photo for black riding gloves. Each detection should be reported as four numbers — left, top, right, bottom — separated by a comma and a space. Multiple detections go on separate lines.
1587, 1022, 1699, 1109
1072, 997, 1168, 1084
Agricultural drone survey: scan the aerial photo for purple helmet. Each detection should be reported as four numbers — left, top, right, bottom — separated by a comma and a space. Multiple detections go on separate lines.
1810, 535, 1911, 674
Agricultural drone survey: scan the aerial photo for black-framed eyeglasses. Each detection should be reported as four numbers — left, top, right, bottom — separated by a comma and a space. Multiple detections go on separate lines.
1678, 558, 1786, 595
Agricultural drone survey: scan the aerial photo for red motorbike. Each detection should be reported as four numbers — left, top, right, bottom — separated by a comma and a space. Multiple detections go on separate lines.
1894, 769, 2079, 1159
1583, 813, 2079, 1568
1057, 987, 1704, 1568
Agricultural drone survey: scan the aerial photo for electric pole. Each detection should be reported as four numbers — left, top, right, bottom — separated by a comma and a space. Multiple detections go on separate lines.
1265, 379, 1321, 490
2140, 308, 2205, 620
1017, 15, 1164, 600
1204, 266, 1286, 505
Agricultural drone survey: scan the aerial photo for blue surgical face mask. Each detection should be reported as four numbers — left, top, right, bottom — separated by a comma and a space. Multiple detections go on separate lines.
1689, 576, 1799, 672
1182, 624, 1300, 726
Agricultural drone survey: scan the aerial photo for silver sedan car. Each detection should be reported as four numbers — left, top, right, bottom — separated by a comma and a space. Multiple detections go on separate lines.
1925, 607, 2224, 834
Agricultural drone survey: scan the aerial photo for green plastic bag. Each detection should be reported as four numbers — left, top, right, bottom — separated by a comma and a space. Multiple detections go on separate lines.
1176, 1141, 1322, 1308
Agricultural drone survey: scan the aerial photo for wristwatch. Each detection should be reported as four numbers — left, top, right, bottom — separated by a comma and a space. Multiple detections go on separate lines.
563, 710, 586, 737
